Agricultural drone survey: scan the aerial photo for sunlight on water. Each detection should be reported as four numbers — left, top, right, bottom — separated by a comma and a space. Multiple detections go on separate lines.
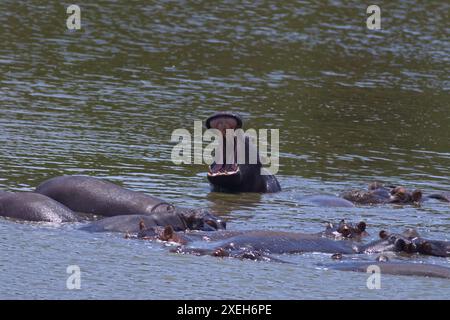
0, 0, 449, 299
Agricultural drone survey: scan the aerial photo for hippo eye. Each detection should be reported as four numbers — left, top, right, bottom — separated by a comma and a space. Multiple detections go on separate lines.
205, 220, 218, 230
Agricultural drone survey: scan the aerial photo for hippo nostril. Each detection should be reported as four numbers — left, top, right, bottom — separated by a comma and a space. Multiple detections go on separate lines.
357, 221, 366, 232
379, 230, 389, 239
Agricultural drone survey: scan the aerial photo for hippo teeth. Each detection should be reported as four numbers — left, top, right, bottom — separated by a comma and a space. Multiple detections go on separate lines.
207, 167, 240, 177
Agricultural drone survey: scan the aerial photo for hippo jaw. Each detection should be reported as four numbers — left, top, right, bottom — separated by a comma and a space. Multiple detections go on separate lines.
207, 136, 244, 189
207, 164, 242, 187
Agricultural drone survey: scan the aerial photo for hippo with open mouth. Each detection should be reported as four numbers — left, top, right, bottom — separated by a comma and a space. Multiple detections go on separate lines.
205, 112, 281, 193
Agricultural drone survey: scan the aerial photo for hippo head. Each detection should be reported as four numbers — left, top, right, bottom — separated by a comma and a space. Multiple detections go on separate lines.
389, 187, 422, 204
361, 230, 415, 254
377, 230, 417, 253
205, 112, 257, 191
324, 220, 368, 240
179, 208, 226, 231
409, 236, 450, 257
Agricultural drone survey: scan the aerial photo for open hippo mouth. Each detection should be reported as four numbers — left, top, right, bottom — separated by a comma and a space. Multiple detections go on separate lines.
206, 133, 243, 187
205, 112, 245, 188
207, 144, 242, 187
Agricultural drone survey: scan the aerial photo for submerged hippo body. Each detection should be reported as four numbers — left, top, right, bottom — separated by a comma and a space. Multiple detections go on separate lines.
0, 192, 78, 222
169, 232, 399, 260
205, 112, 281, 193
325, 261, 450, 279
341, 182, 449, 206
340, 182, 392, 205
81, 207, 225, 233
149, 221, 450, 261
149, 222, 408, 260
299, 195, 355, 208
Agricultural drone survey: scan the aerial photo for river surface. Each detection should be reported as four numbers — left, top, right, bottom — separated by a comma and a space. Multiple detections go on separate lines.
0, 0, 449, 299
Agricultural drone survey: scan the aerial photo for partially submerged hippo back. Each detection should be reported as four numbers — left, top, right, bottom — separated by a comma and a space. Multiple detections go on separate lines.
0, 192, 78, 223
299, 195, 355, 208
80, 213, 188, 233
81, 207, 225, 233
324, 261, 450, 279
35, 175, 172, 216
173, 230, 358, 256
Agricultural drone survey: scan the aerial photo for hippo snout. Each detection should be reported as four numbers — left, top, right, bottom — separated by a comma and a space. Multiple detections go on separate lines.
182, 208, 226, 231
204, 218, 226, 231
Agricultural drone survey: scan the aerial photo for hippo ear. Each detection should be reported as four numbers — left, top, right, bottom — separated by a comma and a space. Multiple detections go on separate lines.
357, 221, 366, 232
379, 230, 389, 239
163, 225, 174, 240
402, 228, 419, 239
412, 189, 422, 202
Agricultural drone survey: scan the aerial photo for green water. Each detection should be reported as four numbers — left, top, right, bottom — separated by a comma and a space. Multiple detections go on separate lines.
0, 0, 449, 299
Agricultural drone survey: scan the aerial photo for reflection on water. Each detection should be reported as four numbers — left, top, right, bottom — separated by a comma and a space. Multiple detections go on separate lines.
0, 1, 449, 299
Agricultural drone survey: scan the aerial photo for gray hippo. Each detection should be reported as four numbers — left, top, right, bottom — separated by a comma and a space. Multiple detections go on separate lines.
36, 175, 225, 231
341, 182, 449, 205
80, 208, 223, 233
205, 112, 281, 193
134, 220, 416, 260
380, 229, 450, 258
133, 220, 450, 262
324, 259, 450, 279
0, 192, 78, 223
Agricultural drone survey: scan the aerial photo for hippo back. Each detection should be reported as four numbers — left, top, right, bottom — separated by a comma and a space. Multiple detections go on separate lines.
0, 192, 78, 222
35, 175, 164, 217
80, 213, 188, 233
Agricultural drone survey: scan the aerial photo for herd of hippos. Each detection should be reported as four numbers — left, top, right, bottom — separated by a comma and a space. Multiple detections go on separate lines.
1, 112, 450, 280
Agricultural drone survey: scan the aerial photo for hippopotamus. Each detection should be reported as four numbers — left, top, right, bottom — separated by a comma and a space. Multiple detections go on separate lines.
320, 220, 368, 240
324, 260, 450, 279
0, 192, 78, 222
379, 229, 450, 257
341, 182, 449, 205
205, 112, 281, 193
36, 175, 225, 231
80, 208, 224, 233
134, 220, 420, 261
132, 219, 450, 263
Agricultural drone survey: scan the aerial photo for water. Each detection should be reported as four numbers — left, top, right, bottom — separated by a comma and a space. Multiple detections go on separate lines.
0, 0, 449, 299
